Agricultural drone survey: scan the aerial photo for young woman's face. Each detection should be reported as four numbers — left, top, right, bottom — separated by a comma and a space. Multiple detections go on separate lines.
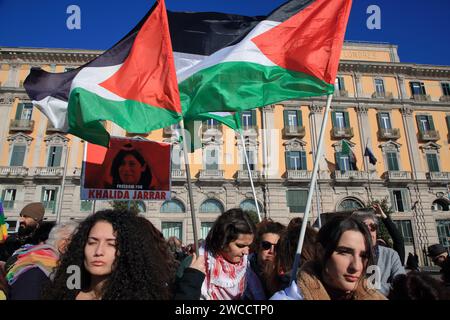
118, 154, 145, 185
323, 230, 368, 293
221, 233, 254, 264
258, 232, 280, 265
84, 221, 117, 277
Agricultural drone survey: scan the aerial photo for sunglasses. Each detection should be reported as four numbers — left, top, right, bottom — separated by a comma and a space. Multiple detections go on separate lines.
261, 241, 277, 251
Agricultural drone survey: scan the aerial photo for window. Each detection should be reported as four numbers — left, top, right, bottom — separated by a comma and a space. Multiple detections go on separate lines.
244, 150, 256, 171
42, 188, 57, 213
1, 189, 16, 209
240, 199, 262, 214
410, 82, 426, 96
80, 200, 93, 212
204, 118, 218, 129
393, 220, 414, 245
447, 116, 450, 132
338, 198, 363, 211
335, 76, 345, 91
386, 152, 399, 171
161, 222, 182, 240
426, 153, 440, 172
171, 148, 182, 170
436, 220, 450, 251
10, 145, 26, 166
378, 113, 392, 130
375, 79, 385, 95
390, 189, 411, 212
283, 110, 302, 129
441, 83, 450, 96
15, 103, 33, 120
201, 222, 214, 239
332, 111, 350, 129
241, 111, 256, 129
160, 200, 186, 213
285, 151, 307, 170
286, 190, 308, 213
205, 148, 219, 170
199, 199, 224, 214
416, 115, 435, 132
335, 152, 356, 172
47, 146, 63, 167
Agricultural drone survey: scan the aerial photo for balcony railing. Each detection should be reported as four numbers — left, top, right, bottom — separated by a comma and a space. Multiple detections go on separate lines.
334, 171, 372, 182
32, 167, 64, 177
286, 170, 312, 181
0, 166, 28, 177
378, 128, 401, 140
237, 170, 261, 181
9, 119, 35, 132
411, 94, 431, 102
333, 90, 348, 98
282, 126, 306, 138
171, 169, 186, 179
199, 169, 224, 180
418, 130, 440, 142
372, 91, 393, 99
439, 95, 450, 103
385, 171, 412, 182
331, 127, 354, 139
427, 172, 450, 182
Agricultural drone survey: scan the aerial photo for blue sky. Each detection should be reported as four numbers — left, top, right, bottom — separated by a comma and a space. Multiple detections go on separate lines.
0, 0, 449, 66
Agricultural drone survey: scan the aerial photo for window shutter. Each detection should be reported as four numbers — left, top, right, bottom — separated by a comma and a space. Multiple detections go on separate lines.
54, 146, 62, 167
300, 151, 307, 170
343, 112, 350, 128
376, 113, 382, 130
285, 151, 291, 170
416, 115, 423, 132
10, 145, 26, 166
15, 103, 24, 120
283, 110, 289, 127
1, 190, 5, 201
335, 152, 341, 170
446, 115, 450, 130
389, 190, 398, 212
297, 110, 303, 127
331, 112, 337, 128
409, 82, 415, 96
401, 189, 411, 211
251, 110, 256, 127
420, 82, 427, 95
427, 116, 435, 130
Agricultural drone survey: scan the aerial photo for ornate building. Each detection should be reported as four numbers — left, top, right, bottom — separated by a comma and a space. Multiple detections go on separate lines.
1, 42, 449, 265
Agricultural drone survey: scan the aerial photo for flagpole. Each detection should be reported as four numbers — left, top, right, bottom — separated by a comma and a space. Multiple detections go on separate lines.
364, 137, 374, 203
179, 119, 200, 255
290, 94, 333, 283
56, 144, 70, 224
239, 131, 262, 222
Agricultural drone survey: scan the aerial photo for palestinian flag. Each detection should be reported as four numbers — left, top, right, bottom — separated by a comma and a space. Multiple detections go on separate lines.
24, 0, 181, 147
172, 0, 353, 120
0, 202, 8, 244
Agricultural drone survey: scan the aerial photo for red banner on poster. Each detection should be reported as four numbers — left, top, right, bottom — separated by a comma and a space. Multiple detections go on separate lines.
81, 137, 171, 200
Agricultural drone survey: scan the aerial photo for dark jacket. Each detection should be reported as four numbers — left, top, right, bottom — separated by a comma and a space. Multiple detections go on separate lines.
8, 268, 50, 300
382, 215, 405, 265
174, 255, 204, 300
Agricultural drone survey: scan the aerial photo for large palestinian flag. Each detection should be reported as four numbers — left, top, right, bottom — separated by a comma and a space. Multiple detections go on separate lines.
24, 0, 181, 147
172, 0, 353, 120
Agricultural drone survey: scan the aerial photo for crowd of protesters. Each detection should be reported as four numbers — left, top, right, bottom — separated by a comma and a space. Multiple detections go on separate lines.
1, 202, 449, 300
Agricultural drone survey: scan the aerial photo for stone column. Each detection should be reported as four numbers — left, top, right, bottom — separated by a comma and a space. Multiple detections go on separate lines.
397, 75, 408, 100
308, 104, 328, 176
355, 105, 372, 172
4, 63, 20, 87
354, 73, 364, 98
0, 93, 15, 158
261, 105, 276, 179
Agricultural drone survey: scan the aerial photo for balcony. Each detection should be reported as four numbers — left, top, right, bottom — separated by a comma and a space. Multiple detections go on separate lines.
439, 95, 450, 103
282, 126, 306, 138
0, 166, 28, 177
46, 122, 65, 133
333, 90, 348, 98
427, 172, 450, 182
384, 171, 412, 182
171, 169, 186, 179
237, 170, 261, 182
378, 128, 401, 140
372, 91, 394, 99
9, 119, 35, 132
411, 94, 431, 102
418, 130, 440, 142
331, 127, 354, 139
32, 167, 64, 178
334, 171, 374, 183
286, 170, 312, 182
199, 169, 224, 181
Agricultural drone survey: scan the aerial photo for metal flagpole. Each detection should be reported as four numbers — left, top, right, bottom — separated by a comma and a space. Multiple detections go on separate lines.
290, 94, 333, 282
179, 119, 200, 255
364, 137, 374, 203
56, 144, 70, 224
239, 131, 262, 222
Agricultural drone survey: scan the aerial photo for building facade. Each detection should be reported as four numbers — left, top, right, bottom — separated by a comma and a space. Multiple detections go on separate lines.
1, 42, 449, 266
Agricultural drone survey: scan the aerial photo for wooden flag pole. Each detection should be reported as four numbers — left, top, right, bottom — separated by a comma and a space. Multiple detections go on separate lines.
180, 119, 200, 255
290, 94, 333, 283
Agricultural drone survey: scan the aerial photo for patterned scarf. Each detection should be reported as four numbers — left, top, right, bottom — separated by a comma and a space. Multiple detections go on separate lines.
6, 244, 59, 285
200, 246, 248, 300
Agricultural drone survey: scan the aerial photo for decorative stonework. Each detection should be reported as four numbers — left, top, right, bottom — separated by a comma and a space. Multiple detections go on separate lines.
44, 133, 69, 146
309, 104, 324, 114
7, 133, 33, 145
0, 93, 14, 105
400, 106, 414, 116
283, 138, 307, 151
355, 105, 369, 114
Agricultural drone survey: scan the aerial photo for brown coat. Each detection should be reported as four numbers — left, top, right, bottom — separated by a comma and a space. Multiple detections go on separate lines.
297, 262, 387, 300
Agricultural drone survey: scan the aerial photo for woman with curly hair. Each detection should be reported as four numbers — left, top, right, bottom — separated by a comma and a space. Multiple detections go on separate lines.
43, 209, 176, 300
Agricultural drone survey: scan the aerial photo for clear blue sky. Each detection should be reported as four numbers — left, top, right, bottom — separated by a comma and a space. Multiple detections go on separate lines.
0, 0, 449, 66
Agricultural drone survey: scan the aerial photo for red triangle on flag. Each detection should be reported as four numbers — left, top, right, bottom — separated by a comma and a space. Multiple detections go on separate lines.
100, 0, 181, 113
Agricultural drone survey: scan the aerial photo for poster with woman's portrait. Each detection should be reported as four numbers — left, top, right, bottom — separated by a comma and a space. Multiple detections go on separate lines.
81, 137, 171, 201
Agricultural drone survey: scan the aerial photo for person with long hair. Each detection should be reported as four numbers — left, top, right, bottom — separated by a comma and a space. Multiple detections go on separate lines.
175, 208, 264, 300
388, 271, 450, 300
295, 215, 386, 300
43, 209, 176, 300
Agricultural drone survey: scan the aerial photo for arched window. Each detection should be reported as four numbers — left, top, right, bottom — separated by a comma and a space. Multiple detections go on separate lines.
136, 201, 146, 213
160, 199, 186, 213
239, 199, 263, 214
199, 199, 224, 214
338, 198, 364, 211
432, 200, 449, 212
